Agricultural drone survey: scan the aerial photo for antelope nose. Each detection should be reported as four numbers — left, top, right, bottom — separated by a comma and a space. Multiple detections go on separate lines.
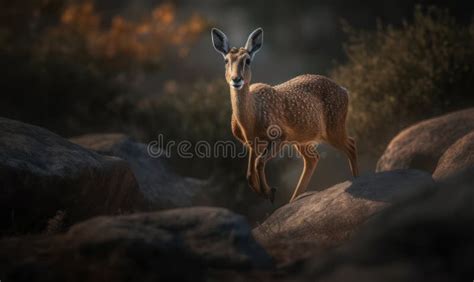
232, 77, 242, 83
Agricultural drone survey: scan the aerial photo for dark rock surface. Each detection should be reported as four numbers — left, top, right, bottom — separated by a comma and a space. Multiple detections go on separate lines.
0, 207, 272, 282
70, 133, 206, 209
0, 118, 144, 235
376, 108, 474, 173
300, 170, 474, 282
253, 170, 433, 263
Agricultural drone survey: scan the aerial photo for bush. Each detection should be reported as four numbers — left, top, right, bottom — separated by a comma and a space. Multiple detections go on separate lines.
0, 52, 122, 136
127, 79, 243, 177
134, 79, 232, 143
0, 1, 208, 136
39, 2, 207, 72
331, 6, 474, 155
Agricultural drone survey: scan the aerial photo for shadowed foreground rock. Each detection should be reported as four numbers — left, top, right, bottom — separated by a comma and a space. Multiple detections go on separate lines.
0, 207, 272, 282
376, 108, 474, 173
433, 131, 474, 180
71, 134, 206, 209
301, 170, 474, 282
253, 170, 433, 263
0, 118, 144, 235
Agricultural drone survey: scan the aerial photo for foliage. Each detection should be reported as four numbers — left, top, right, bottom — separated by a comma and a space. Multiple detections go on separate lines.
127, 79, 243, 177
39, 2, 207, 72
134, 79, 232, 142
0, 1, 208, 135
331, 6, 474, 154
0, 53, 121, 136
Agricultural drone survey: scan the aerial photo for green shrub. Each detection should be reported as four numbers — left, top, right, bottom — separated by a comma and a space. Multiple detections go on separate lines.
331, 6, 474, 155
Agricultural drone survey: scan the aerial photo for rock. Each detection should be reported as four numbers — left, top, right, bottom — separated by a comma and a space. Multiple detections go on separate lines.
433, 131, 474, 180
0, 207, 272, 282
301, 169, 474, 282
0, 118, 144, 235
70, 133, 206, 209
376, 108, 474, 173
252, 170, 433, 262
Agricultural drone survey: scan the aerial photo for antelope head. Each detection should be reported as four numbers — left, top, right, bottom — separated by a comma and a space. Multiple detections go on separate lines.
211, 28, 263, 90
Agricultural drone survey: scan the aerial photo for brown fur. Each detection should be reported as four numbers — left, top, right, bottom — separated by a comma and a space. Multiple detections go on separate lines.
217, 34, 358, 202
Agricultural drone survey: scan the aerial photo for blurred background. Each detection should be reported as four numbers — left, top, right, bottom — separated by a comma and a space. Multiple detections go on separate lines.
1, 0, 473, 222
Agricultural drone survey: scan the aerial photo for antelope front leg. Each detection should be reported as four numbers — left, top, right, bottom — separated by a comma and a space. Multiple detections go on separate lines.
246, 147, 261, 195
290, 144, 320, 202
232, 119, 261, 193
255, 141, 282, 202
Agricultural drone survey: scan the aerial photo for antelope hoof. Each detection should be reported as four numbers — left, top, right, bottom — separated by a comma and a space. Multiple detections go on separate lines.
246, 177, 253, 189
247, 176, 260, 195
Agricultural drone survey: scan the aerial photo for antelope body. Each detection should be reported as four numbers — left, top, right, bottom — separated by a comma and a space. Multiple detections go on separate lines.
211, 28, 358, 203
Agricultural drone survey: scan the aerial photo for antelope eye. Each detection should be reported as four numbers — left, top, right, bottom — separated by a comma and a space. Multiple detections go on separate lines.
224, 58, 229, 64
245, 58, 251, 65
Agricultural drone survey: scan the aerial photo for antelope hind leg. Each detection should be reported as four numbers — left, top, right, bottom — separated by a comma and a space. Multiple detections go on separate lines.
290, 144, 320, 202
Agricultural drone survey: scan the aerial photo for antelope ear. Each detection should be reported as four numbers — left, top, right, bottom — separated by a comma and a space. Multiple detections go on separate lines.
211, 28, 229, 58
245, 28, 263, 59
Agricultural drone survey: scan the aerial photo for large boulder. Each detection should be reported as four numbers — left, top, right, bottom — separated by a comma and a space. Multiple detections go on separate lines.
301, 169, 474, 282
376, 108, 474, 173
0, 118, 144, 235
253, 170, 433, 263
433, 131, 474, 180
70, 134, 206, 209
0, 207, 272, 282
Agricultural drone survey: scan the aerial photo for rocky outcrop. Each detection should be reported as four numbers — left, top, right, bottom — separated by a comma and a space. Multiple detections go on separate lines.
70, 133, 206, 209
376, 108, 474, 173
301, 170, 474, 282
433, 131, 474, 180
0, 207, 272, 282
0, 118, 144, 235
253, 170, 433, 262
